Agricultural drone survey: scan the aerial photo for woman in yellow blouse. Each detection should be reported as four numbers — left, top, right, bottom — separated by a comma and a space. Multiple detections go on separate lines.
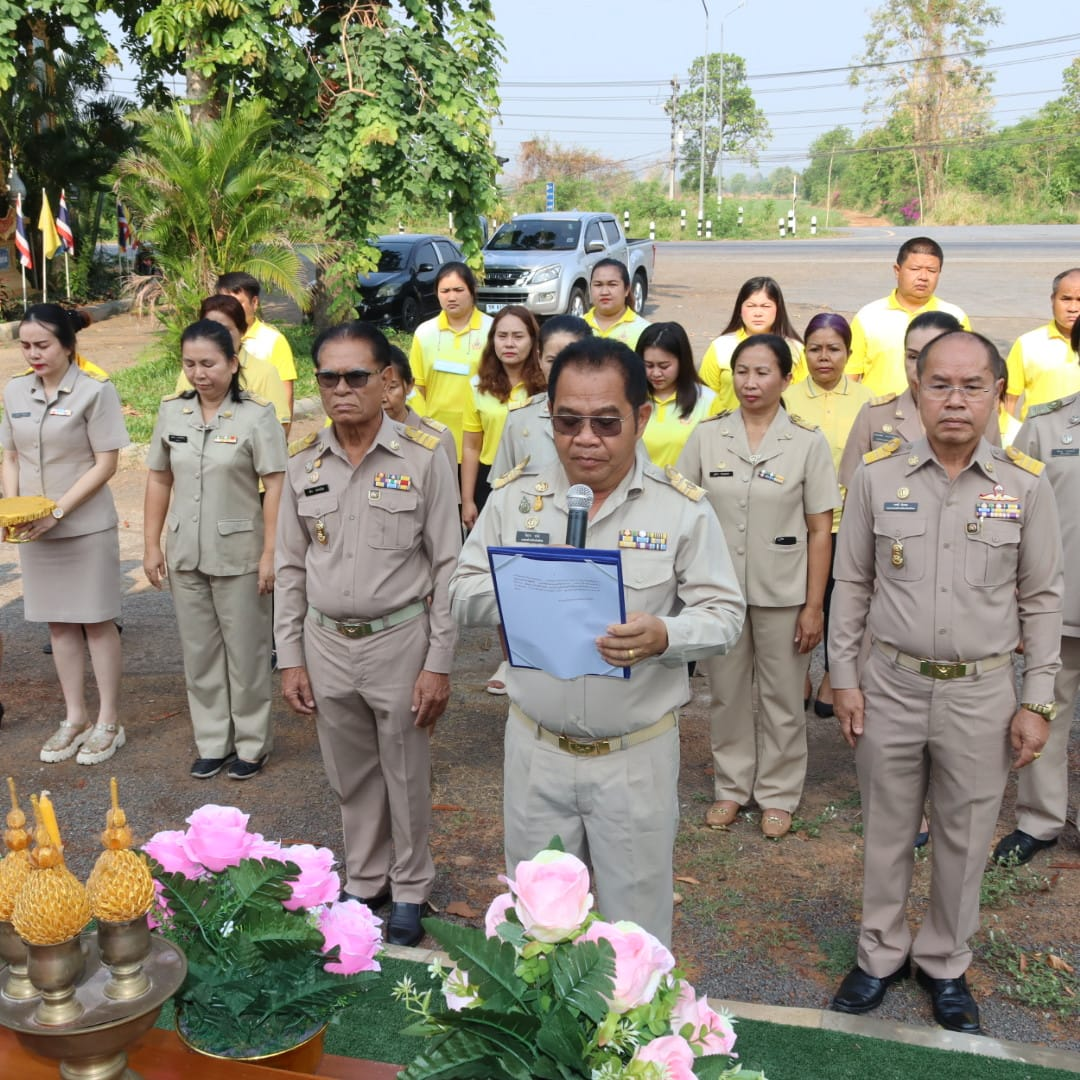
460, 305, 546, 529
699, 277, 807, 412
782, 314, 871, 716
636, 322, 715, 468
584, 259, 651, 347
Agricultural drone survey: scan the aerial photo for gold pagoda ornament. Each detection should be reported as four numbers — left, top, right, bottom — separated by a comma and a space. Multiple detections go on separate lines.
87, 778, 155, 923
0, 778, 33, 921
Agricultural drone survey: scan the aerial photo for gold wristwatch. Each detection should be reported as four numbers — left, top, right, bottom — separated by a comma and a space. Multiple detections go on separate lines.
1020, 702, 1055, 720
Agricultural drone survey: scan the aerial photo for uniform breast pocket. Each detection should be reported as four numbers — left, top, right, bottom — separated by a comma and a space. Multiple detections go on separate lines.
964, 523, 1020, 587
621, 550, 677, 610
366, 490, 420, 550
873, 515, 927, 582
297, 494, 338, 541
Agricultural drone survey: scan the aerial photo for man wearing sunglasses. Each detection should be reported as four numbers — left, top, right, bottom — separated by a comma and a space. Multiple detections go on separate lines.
450, 338, 745, 945
275, 321, 461, 949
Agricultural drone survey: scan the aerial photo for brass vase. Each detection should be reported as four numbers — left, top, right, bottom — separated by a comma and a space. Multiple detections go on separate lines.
28, 935, 86, 1026
0, 919, 37, 1001
97, 915, 151, 1001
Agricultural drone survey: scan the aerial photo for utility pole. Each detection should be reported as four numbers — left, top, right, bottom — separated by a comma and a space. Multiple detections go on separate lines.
697, 1, 709, 223
668, 76, 680, 200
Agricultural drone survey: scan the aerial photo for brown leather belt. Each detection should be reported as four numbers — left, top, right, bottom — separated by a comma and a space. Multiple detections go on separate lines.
511, 703, 677, 756
874, 639, 1012, 680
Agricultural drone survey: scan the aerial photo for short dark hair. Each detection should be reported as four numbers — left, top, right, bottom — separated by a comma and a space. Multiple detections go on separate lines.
435, 261, 478, 302
1052, 267, 1080, 295
539, 315, 592, 350
1070, 315, 1080, 357
548, 337, 648, 412
591, 258, 634, 310
906, 310, 962, 344
730, 333, 794, 379
916, 329, 1001, 380
20, 303, 87, 357
311, 320, 392, 370
721, 276, 801, 342
635, 321, 702, 419
180, 319, 243, 403
199, 293, 248, 334
386, 344, 413, 386
896, 237, 944, 266
804, 312, 852, 352
216, 271, 261, 298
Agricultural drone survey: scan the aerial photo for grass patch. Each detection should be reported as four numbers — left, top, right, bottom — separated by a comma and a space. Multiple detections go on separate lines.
978, 926, 1079, 1018
979, 855, 1054, 909
815, 929, 857, 978
790, 803, 839, 840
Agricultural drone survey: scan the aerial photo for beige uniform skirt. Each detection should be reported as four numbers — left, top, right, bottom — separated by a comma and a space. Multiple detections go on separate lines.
19, 527, 122, 623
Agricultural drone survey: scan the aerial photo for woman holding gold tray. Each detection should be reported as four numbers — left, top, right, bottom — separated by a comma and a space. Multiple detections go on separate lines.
0, 303, 130, 764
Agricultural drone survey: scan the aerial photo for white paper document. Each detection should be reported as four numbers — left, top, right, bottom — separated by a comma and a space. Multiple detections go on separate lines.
487, 546, 628, 680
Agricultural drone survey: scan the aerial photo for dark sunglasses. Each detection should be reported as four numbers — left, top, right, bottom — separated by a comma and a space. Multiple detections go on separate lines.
315, 368, 379, 390
547, 412, 632, 437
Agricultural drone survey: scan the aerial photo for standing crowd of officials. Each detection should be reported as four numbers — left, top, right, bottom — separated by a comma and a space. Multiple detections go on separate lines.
1, 240, 1077, 1023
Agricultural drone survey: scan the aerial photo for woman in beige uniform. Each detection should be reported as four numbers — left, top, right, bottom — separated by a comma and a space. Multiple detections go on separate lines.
677, 333, 838, 838
0, 304, 130, 764
143, 319, 287, 780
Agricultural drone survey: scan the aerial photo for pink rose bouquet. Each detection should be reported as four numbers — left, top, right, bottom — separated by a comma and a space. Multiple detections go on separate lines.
504, 848, 593, 943
580, 919, 675, 1013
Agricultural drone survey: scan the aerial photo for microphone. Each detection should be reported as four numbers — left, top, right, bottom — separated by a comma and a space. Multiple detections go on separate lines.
565, 484, 594, 548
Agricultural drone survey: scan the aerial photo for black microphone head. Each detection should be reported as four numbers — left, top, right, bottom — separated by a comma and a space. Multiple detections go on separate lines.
566, 484, 594, 513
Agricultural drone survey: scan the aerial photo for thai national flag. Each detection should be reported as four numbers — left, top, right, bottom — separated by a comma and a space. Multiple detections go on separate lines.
14, 193, 32, 269
57, 190, 75, 257
117, 200, 130, 253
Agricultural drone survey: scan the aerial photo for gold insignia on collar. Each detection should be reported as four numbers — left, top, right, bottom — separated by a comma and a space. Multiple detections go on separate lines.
907, 455, 919, 466
897, 486, 909, 499
390, 438, 401, 451
883, 424, 893, 433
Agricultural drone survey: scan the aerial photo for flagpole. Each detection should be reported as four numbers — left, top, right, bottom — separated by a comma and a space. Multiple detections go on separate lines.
21, 261, 26, 311
64, 252, 70, 299
41, 240, 47, 303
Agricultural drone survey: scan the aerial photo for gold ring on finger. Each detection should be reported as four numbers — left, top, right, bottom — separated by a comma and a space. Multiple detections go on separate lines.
1032, 752, 1042, 759
628, 648, 635, 660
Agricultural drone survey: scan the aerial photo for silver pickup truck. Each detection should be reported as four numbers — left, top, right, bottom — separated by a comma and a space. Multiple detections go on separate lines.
478, 211, 656, 319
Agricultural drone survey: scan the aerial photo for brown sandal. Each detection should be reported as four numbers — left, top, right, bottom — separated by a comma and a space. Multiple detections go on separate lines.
761, 809, 792, 839
705, 801, 741, 829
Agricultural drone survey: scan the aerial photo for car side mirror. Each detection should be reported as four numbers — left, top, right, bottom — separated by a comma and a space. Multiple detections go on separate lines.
416, 262, 435, 273
585, 240, 604, 253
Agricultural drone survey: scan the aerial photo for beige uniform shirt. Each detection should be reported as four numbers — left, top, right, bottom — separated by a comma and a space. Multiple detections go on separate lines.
147, 392, 287, 575
677, 409, 839, 608
449, 454, 746, 739
831, 437, 1063, 702
404, 407, 458, 499
489, 393, 556, 479
0, 365, 129, 538
1014, 395, 1080, 637
274, 415, 461, 674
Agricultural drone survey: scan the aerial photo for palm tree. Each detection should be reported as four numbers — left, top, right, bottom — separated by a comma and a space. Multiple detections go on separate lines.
116, 97, 330, 330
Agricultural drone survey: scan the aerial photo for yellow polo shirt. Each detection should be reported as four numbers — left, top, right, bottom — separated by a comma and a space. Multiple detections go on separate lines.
642, 386, 716, 468
462, 381, 531, 465
409, 308, 493, 459
847, 291, 970, 397
1005, 321, 1079, 418
783, 375, 873, 530
242, 318, 297, 384
698, 330, 808, 414
584, 307, 651, 349
174, 350, 291, 424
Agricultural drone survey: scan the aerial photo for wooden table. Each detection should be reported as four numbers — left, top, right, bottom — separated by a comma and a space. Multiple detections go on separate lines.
0, 1025, 403, 1078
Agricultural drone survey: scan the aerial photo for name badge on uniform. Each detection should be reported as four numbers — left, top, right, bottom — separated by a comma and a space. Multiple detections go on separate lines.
432, 359, 470, 376
709, 470, 734, 477
10, 411, 30, 418
48, 408, 72, 416
1052, 448, 1079, 457
516, 530, 550, 544
757, 469, 784, 484
214, 434, 238, 444
618, 529, 668, 551
883, 501, 919, 512
976, 484, 1021, 520
168, 434, 188, 443
374, 473, 411, 490
871, 431, 895, 443
304, 484, 330, 496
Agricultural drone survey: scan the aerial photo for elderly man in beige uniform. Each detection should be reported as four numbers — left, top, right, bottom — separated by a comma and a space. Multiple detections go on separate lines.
829, 331, 1063, 1035
275, 321, 461, 948
450, 338, 745, 946
993, 394, 1080, 864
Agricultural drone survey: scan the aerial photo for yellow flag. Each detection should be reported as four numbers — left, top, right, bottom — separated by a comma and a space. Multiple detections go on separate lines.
38, 191, 61, 260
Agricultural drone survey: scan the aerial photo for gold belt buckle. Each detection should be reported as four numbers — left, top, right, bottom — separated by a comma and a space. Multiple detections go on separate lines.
918, 659, 965, 679
558, 734, 611, 756
337, 621, 371, 639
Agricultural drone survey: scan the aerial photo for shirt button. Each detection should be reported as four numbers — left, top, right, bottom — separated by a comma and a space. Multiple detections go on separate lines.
737, 523, 745, 532
193, 495, 200, 503
940, 586, 948, 592
943, 543, 950, 550
192, 515, 199, 522
349, 515, 356, 521
736, 547, 745, 555
938, 628, 947, 635
738, 500, 746, 508
344, 590, 351, 596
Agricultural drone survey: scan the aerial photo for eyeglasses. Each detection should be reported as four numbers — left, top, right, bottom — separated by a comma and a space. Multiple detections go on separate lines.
920, 384, 994, 401
315, 368, 379, 390
547, 412, 633, 437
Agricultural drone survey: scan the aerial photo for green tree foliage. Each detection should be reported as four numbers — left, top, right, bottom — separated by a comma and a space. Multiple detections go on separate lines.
801, 127, 855, 205
840, 112, 920, 219
0, 1, 114, 93
667, 52, 770, 193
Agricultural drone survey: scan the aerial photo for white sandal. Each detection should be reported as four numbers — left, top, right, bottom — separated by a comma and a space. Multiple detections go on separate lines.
76, 723, 126, 765
40, 722, 92, 763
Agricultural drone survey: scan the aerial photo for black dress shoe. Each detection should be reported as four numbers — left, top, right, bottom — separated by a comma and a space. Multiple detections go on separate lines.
831, 957, 911, 1013
387, 901, 428, 947
992, 829, 1058, 866
340, 887, 390, 910
916, 968, 981, 1034
190, 753, 236, 779
813, 698, 835, 718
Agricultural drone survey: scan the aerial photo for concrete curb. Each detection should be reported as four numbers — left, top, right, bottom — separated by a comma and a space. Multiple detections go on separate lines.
0, 298, 133, 342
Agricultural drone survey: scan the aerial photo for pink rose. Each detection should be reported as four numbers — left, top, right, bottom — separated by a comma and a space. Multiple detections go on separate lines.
143, 830, 203, 879
578, 920, 675, 1013
248, 835, 286, 862
147, 879, 172, 931
632, 1035, 696, 1080
317, 899, 382, 975
276, 844, 340, 911
672, 981, 737, 1056
505, 849, 592, 943
484, 892, 515, 938
181, 805, 256, 872
442, 964, 480, 1011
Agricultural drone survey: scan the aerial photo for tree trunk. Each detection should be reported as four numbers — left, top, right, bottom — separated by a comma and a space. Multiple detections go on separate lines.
185, 40, 219, 123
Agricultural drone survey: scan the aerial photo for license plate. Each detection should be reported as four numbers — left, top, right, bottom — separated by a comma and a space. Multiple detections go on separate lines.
485, 302, 507, 314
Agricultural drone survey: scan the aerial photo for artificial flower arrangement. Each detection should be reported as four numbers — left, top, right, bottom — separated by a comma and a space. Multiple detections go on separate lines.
394, 844, 766, 1080
144, 804, 382, 1058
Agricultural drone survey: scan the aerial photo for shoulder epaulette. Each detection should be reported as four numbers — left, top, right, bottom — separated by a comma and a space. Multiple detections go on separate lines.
420, 416, 448, 433
82, 369, 108, 382
403, 425, 439, 451
699, 410, 731, 424
527, 391, 547, 405
240, 392, 271, 407
871, 393, 897, 406
507, 398, 533, 412
161, 392, 182, 402
788, 413, 819, 432
1005, 445, 1045, 476
1025, 399, 1066, 418
862, 437, 902, 464
492, 457, 531, 490
289, 432, 318, 457
664, 465, 705, 502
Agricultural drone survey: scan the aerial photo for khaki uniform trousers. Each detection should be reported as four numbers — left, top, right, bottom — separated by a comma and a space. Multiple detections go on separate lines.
704, 605, 809, 812
504, 713, 679, 947
170, 568, 273, 762
856, 647, 1013, 979
1015, 634, 1079, 839
305, 611, 434, 903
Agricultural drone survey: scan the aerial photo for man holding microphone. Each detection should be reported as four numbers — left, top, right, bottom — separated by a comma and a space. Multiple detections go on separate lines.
450, 338, 744, 945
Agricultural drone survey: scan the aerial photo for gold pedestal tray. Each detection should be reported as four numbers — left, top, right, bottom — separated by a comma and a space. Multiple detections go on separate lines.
0, 496, 57, 543
0, 932, 186, 1080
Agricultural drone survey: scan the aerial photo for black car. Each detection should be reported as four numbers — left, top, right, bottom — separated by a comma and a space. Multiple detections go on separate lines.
356, 234, 464, 331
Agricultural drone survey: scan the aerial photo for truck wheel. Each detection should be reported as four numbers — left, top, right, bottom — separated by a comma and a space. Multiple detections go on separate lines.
632, 273, 647, 314
567, 286, 587, 317
399, 295, 421, 332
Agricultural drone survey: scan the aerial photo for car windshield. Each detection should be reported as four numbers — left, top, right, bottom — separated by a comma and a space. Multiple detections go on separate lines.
375, 243, 412, 272
487, 220, 581, 252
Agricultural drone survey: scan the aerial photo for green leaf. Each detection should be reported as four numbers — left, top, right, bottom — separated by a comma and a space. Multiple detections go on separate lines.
421, 920, 525, 1012
548, 940, 616, 1025
398, 1029, 511, 1080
